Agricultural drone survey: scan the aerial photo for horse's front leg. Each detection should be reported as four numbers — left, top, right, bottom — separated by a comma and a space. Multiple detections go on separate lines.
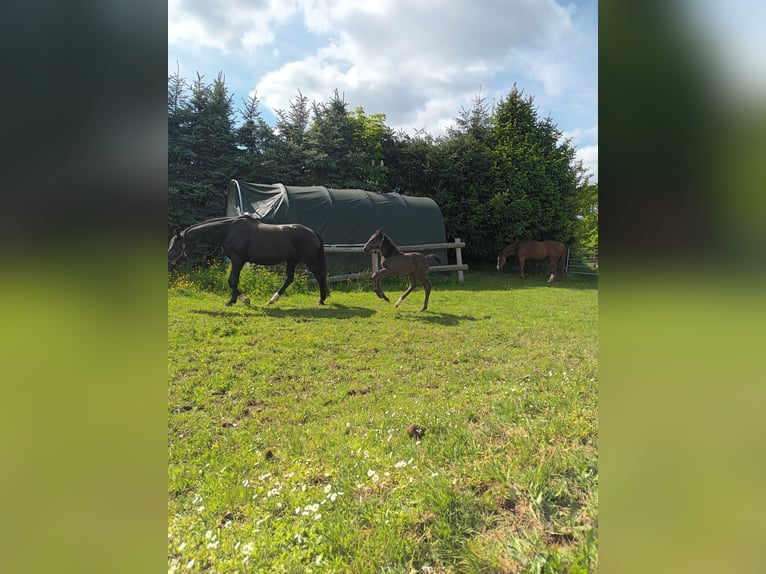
268, 260, 297, 305
371, 270, 390, 302
518, 256, 526, 280
226, 261, 249, 306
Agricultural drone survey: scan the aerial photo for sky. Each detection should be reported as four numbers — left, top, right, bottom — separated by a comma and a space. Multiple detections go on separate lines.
168, 0, 599, 183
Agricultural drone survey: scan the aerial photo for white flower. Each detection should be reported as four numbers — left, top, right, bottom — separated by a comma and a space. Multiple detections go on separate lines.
242, 541, 255, 555
324, 484, 332, 494
329, 493, 337, 502
314, 513, 322, 520
367, 469, 376, 477
205, 530, 213, 540
185, 559, 195, 569
394, 460, 407, 468
371, 474, 380, 483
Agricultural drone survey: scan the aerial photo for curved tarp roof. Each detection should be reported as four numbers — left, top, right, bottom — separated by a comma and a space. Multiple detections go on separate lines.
226, 181, 446, 272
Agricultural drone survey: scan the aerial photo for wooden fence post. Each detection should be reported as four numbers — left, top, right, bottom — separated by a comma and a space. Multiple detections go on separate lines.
455, 238, 464, 282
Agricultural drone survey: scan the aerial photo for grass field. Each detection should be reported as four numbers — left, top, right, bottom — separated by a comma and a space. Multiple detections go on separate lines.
168, 265, 598, 573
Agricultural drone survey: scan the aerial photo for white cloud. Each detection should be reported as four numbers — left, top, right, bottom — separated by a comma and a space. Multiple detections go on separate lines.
168, 0, 298, 53
250, 0, 578, 133
169, 0, 596, 177
577, 144, 598, 183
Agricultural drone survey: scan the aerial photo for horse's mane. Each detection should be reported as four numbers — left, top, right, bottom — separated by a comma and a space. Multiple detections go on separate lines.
182, 215, 245, 236
380, 233, 403, 256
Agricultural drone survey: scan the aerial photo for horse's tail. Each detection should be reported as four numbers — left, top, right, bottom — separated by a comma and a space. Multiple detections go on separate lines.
427, 253, 442, 265
317, 234, 330, 296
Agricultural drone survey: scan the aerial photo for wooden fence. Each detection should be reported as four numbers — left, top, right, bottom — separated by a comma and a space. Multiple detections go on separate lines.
322, 238, 468, 283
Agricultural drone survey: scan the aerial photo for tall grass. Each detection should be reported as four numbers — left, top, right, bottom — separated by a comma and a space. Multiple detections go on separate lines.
168, 266, 597, 573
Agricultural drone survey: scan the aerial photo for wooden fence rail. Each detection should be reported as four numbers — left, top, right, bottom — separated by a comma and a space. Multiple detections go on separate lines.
322, 238, 468, 283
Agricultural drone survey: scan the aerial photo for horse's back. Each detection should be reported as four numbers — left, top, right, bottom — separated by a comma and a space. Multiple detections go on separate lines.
518, 240, 566, 259
224, 218, 322, 264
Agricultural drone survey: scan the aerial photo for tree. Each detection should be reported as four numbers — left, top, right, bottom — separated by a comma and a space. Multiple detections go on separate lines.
273, 91, 312, 184
488, 85, 584, 251
572, 182, 598, 248
350, 107, 391, 192
168, 72, 239, 243
235, 92, 278, 183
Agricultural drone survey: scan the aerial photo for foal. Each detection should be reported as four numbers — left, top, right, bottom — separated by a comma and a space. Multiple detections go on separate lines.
363, 229, 441, 311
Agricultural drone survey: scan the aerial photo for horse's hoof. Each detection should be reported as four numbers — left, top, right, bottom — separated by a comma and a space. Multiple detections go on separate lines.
225, 301, 234, 307
238, 296, 251, 306
267, 293, 281, 305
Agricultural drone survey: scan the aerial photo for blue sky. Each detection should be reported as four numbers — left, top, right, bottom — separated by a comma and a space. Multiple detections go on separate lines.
169, 0, 599, 183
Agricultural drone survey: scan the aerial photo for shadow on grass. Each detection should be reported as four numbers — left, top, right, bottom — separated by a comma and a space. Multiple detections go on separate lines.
191, 302, 377, 320
396, 310, 486, 326
264, 302, 376, 319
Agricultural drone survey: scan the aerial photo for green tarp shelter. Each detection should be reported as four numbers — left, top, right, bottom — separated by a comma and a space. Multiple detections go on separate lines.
226, 181, 447, 273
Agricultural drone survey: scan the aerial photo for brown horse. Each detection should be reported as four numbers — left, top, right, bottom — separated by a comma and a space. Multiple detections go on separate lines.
363, 229, 441, 311
168, 215, 329, 306
496, 240, 567, 283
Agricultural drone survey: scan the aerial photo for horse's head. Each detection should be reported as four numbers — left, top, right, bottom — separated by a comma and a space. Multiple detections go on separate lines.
496, 241, 518, 271
363, 229, 384, 253
167, 233, 188, 271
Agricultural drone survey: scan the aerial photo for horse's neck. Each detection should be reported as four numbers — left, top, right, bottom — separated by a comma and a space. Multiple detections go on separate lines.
183, 218, 234, 244
380, 235, 402, 258
501, 242, 519, 257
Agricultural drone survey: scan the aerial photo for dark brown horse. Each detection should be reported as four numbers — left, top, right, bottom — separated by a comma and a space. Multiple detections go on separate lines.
363, 229, 441, 311
496, 240, 567, 283
168, 215, 329, 306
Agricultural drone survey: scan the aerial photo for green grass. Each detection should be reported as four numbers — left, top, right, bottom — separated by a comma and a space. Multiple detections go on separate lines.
168, 266, 598, 573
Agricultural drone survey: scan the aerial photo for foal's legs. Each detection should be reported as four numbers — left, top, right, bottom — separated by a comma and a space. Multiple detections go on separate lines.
371, 269, 390, 302
268, 260, 297, 305
226, 260, 250, 306
420, 275, 432, 311
394, 274, 417, 308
